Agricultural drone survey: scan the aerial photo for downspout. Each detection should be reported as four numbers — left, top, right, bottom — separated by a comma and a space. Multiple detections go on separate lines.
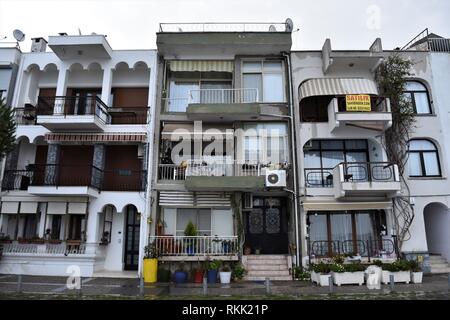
282, 51, 301, 267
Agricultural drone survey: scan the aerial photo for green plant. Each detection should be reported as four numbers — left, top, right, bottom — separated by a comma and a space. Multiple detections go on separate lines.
344, 263, 366, 272
221, 264, 231, 272
408, 259, 421, 272
311, 262, 331, 274
176, 262, 186, 272
207, 259, 222, 271
144, 242, 161, 259
294, 267, 311, 280
332, 255, 345, 264
0, 97, 16, 160
184, 221, 198, 237
372, 260, 383, 267
329, 263, 345, 273
231, 264, 247, 280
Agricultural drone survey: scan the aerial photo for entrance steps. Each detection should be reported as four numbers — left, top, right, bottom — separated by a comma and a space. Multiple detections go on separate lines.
428, 255, 450, 274
243, 255, 292, 281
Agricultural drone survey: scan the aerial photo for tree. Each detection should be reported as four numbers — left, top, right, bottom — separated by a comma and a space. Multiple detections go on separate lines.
0, 97, 16, 160
376, 54, 415, 252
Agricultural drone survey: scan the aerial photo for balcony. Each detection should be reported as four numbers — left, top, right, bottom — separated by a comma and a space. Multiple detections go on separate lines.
158, 159, 270, 191
157, 22, 292, 57
48, 34, 112, 60
36, 96, 110, 131
2, 165, 147, 196
333, 162, 401, 198
149, 235, 238, 261
328, 97, 392, 132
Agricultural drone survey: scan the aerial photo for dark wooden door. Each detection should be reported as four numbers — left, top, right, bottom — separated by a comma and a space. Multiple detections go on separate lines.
124, 205, 140, 270
245, 197, 288, 254
58, 146, 93, 186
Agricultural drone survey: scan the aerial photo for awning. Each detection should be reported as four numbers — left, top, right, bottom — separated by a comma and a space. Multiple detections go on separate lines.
47, 202, 67, 215
169, 60, 233, 73
159, 191, 231, 207
1, 201, 19, 214
161, 123, 234, 140
299, 78, 379, 99
45, 132, 147, 143
302, 201, 392, 211
20, 202, 38, 214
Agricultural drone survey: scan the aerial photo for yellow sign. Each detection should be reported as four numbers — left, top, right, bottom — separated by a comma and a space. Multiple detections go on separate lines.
345, 94, 371, 112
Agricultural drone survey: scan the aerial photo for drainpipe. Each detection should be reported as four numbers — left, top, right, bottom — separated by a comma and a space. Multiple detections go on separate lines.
282, 51, 301, 267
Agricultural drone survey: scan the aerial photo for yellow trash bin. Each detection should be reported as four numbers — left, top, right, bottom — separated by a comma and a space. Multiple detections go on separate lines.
143, 258, 158, 283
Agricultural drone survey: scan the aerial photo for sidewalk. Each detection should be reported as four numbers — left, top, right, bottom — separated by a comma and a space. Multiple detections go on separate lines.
0, 273, 449, 299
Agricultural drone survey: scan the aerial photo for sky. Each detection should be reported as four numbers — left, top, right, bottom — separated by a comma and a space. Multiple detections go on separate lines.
0, 0, 449, 52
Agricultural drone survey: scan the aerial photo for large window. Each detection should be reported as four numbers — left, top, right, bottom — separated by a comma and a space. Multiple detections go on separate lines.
403, 81, 432, 115
242, 61, 285, 103
176, 208, 212, 236
299, 96, 332, 122
304, 140, 369, 187
408, 139, 441, 177
308, 210, 386, 256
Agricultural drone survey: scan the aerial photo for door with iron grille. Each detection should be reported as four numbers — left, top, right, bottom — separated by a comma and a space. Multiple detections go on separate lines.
124, 205, 140, 270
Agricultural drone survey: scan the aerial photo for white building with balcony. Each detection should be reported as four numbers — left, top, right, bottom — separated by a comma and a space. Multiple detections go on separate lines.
0, 34, 157, 277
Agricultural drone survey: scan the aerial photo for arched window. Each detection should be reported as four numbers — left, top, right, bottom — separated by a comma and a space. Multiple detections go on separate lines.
403, 81, 432, 114
408, 139, 441, 177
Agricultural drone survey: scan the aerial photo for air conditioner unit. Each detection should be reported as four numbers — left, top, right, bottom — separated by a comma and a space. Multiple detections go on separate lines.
243, 193, 253, 209
265, 170, 287, 188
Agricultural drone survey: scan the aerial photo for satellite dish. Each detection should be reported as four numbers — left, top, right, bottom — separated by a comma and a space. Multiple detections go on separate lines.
13, 29, 25, 42
269, 25, 277, 32
285, 18, 294, 32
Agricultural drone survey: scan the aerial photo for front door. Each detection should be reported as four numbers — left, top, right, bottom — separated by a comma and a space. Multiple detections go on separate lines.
245, 197, 288, 254
124, 205, 140, 270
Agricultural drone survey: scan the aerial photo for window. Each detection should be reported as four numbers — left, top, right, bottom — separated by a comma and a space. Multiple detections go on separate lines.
51, 215, 62, 240
300, 96, 333, 122
22, 214, 38, 239
176, 208, 211, 236
242, 123, 288, 164
408, 139, 441, 177
403, 81, 432, 115
242, 61, 285, 102
304, 140, 369, 187
68, 215, 85, 240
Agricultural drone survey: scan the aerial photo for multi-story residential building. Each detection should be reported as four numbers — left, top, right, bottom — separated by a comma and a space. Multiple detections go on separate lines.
0, 34, 157, 277
291, 31, 450, 273
150, 21, 298, 280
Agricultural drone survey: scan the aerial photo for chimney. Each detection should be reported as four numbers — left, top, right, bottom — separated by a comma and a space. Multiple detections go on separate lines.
31, 37, 47, 53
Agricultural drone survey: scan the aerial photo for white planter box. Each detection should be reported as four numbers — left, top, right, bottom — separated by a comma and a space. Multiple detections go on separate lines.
411, 272, 423, 284
382, 270, 410, 284
332, 272, 365, 286
311, 271, 331, 287
219, 271, 231, 284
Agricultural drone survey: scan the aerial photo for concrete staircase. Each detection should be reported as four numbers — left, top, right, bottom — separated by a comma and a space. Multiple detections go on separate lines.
429, 254, 450, 274
243, 255, 292, 281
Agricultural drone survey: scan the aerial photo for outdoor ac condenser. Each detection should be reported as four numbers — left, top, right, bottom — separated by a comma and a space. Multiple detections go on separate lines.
265, 170, 287, 188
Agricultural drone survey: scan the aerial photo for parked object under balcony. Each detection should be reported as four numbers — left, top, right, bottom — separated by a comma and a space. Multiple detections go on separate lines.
157, 268, 171, 282
174, 270, 188, 284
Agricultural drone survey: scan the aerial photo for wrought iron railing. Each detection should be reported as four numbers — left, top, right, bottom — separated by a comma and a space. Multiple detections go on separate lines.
149, 235, 238, 257
304, 168, 334, 188
338, 162, 398, 183
109, 106, 149, 124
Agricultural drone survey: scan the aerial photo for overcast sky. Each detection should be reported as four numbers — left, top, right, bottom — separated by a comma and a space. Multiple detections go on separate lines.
0, 0, 449, 52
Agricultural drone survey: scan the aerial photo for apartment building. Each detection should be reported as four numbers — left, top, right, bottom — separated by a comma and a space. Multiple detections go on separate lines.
0, 34, 157, 277
291, 32, 450, 273
150, 21, 298, 280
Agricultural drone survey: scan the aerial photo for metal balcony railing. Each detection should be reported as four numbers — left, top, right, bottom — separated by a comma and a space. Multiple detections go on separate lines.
108, 106, 149, 124
149, 235, 238, 257
336, 96, 391, 113
338, 162, 399, 183
36, 96, 111, 124
159, 22, 290, 33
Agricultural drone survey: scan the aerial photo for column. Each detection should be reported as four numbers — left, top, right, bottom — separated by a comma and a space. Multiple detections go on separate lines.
55, 68, 69, 114
91, 144, 106, 189
44, 144, 60, 185
37, 205, 46, 238
101, 67, 113, 105
85, 208, 100, 254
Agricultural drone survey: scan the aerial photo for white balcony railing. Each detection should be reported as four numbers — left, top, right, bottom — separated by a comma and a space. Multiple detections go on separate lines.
164, 88, 259, 112
159, 22, 290, 33
1, 242, 87, 255
158, 160, 266, 180
149, 235, 238, 257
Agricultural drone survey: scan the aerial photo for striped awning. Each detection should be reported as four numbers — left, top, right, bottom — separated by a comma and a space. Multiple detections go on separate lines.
169, 60, 233, 72
299, 78, 379, 99
45, 132, 147, 143
159, 191, 231, 207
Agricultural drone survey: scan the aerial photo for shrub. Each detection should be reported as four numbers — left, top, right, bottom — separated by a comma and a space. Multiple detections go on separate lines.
372, 260, 383, 267
344, 263, 366, 272
332, 255, 345, 264
311, 262, 331, 274
231, 264, 247, 280
207, 259, 222, 270
329, 263, 345, 273
294, 267, 310, 280
408, 259, 421, 272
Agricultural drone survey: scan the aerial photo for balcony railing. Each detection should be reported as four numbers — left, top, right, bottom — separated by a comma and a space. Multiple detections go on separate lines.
309, 238, 397, 260
36, 96, 111, 124
159, 22, 290, 33
109, 106, 149, 124
14, 106, 37, 125
305, 162, 399, 188
1, 165, 147, 192
428, 38, 450, 52
149, 235, 238, 257
163, 88, 259, 112
158, 160, 266, 180
1, 242, 87, 255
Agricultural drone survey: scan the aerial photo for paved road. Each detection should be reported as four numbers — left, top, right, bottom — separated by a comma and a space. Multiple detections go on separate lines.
0, 274, 449, 299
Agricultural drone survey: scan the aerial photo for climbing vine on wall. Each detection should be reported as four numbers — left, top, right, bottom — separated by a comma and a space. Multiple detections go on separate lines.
376, 54, 415, 251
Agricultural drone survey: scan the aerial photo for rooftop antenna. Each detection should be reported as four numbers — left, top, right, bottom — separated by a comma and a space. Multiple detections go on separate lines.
269, 25, 277, 32
285, 18, 294, 32
78, 28, 82, 35
13, 29, 25, 42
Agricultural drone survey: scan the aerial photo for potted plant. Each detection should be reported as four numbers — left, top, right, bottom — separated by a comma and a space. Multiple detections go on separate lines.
294, 266, 311, 281
193, 261, 205, 283
254, 246, 262, 255
29, 236, 45, 244
219, 264, 232, 284
310, 262, 332, 287
331, 262, 365, 286
157, 261, 171, 283
231, 263, 247, 282
381, 259, 411, 284
100, 231, 110, 245
206, 259, 222, 284
409, 259, 423, 284
184, 221, 197, 255
143, 241, 161, 283
174, 263, 188, 284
